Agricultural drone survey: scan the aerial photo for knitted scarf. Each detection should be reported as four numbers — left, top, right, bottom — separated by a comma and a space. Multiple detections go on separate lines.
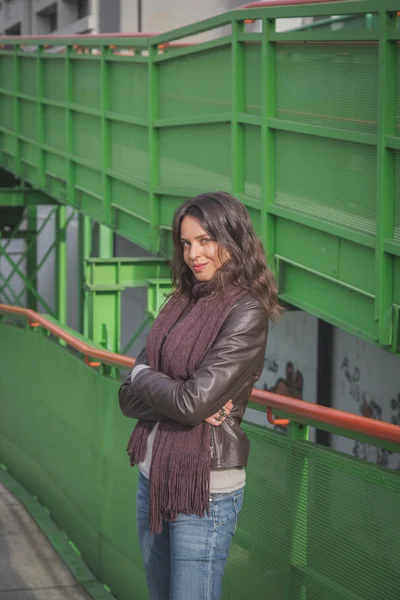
127, 281, 247, 533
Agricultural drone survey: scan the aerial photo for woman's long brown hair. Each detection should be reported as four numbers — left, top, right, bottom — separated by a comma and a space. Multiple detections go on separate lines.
170, 192, 282, 321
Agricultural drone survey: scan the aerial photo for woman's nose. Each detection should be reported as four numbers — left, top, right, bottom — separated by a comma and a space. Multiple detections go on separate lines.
189, 243, 201, 259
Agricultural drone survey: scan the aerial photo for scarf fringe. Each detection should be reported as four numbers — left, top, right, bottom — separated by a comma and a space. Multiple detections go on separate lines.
126, 421, 153, 466
149, 423, 211, 534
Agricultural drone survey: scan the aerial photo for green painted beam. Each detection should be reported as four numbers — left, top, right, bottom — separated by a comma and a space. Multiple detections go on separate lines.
85, 258, 170, 288
0, 188, 57, 206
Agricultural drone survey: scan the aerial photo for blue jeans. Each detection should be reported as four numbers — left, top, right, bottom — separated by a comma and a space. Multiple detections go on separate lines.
136, 471, 244, 600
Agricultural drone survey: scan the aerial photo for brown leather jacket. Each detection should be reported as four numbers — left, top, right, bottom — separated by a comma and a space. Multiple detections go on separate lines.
118, 293, 269, 469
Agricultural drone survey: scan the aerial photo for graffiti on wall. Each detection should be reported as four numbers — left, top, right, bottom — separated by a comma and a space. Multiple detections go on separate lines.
262, 361, 304, 432
263, 361, 304, 400
340, 356, 400, 468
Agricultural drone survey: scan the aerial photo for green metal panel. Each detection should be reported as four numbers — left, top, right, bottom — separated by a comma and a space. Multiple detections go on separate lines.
394, 257, 400, 305
275, 132, 377, 235
159, 123, 232, 190
43, 57, 66, 101
276, 44, 379, 133
109, 122, 148, 183
108, 62, 148, 119
243, 124, 261, 200
158, 46, 232, 119
72, 59, 101, 109
1, 323, 400, 600
395, 150, 400, 242
244, 42, 261, 116
44, 106, 66, 150
338, 240, 376, 295
279, 261, 377, 342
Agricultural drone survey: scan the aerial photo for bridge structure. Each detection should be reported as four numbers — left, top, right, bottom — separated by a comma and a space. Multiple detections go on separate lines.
0, 1, 400, 599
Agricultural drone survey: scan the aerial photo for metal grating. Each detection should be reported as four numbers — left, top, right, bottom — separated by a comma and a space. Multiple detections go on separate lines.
158, 47, 232, 120
224, 430, 400, 600
71, 60, 101, 110
109, 62, 148, 120
276, 44, 379, 134
109, 122, 148, 183
396, 46, 400, 138
244, 42, 261, 117
43, 57, 66, 102
159, 124, 231, 191
275, 131, 377, 235
44, 106, 66, 151
395, 151, 400, 243
243, 124, 262, 200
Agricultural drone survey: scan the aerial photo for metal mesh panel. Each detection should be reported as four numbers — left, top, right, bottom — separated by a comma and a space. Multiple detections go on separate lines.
0, 95, 14, 131
275, 131, 377, 235
395, 151, 400, 243
43, 58, 66, 102
244, 43, 261, 117
110, 181, 149, 220
109, 62, 148, 119
225, 430, 400, 600
158, 47, 231, 120
72, 113, 101, 166
276, 45, 379, 133
44, 106, 66, 151
224, 427, 289, 599
159, 124, 231, 191
20, 56, 37, 97
0, 54, 14, 91
289, 443, 400, 600
19, 99, 37, 140
71, 60, 101, 110
20, 141, 39, 167
75, 163, 102, 197
244, 124, 262, 200
396, 46, 400, 137
110, 122, 148, 182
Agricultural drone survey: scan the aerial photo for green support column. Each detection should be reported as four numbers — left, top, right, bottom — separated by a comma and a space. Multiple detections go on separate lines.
85, 224, 116, 351
375, 10, 397, 346
148, 43, 161, 254
286, 422, 309, 600
262, 18, 277, 272
26, 206, 37, 311
79, 214, 92, 336
101, 44, 112, 227
13, 45, 21, 175
99, 225, 113, 258
55, 205, 67, 325
231, 19, 245, 197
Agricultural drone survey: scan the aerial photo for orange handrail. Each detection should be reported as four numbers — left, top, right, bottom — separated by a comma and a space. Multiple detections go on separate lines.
0, 303, 134, 368
1, 302, 400, 446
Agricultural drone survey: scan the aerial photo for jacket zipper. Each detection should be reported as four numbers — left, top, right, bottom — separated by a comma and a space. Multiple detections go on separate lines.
210, 425, 215, 459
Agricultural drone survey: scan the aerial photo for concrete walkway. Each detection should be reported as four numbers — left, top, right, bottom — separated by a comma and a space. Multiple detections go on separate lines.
0, 482, 92, 600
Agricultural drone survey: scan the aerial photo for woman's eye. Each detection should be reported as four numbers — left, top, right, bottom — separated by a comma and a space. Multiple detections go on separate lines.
200, 238, 210, 244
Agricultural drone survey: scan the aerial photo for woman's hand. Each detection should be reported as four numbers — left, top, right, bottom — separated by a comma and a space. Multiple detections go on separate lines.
204, 400, 233, 427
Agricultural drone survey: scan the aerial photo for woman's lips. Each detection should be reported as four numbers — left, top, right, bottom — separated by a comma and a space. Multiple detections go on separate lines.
192, 263, 208, 272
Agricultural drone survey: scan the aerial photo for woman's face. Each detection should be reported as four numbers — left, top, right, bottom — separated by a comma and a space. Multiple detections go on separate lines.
180, 216, 228, 281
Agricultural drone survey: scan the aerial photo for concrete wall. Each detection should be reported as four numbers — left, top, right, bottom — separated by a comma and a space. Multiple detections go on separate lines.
331, 329, 400, 470
0, 0, 93, 35
244, 311, 318, 438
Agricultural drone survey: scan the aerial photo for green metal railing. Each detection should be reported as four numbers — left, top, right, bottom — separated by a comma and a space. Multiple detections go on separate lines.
0, 0, 399, 357
0, 302, 399, 600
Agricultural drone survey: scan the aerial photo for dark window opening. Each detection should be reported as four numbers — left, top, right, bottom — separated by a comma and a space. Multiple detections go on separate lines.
5, 22, 21, 35
36, 3, 58, 34
77, 0, 89, 20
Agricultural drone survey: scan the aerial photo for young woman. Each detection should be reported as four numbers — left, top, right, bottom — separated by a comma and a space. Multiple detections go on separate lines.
118, 192, 280, 600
